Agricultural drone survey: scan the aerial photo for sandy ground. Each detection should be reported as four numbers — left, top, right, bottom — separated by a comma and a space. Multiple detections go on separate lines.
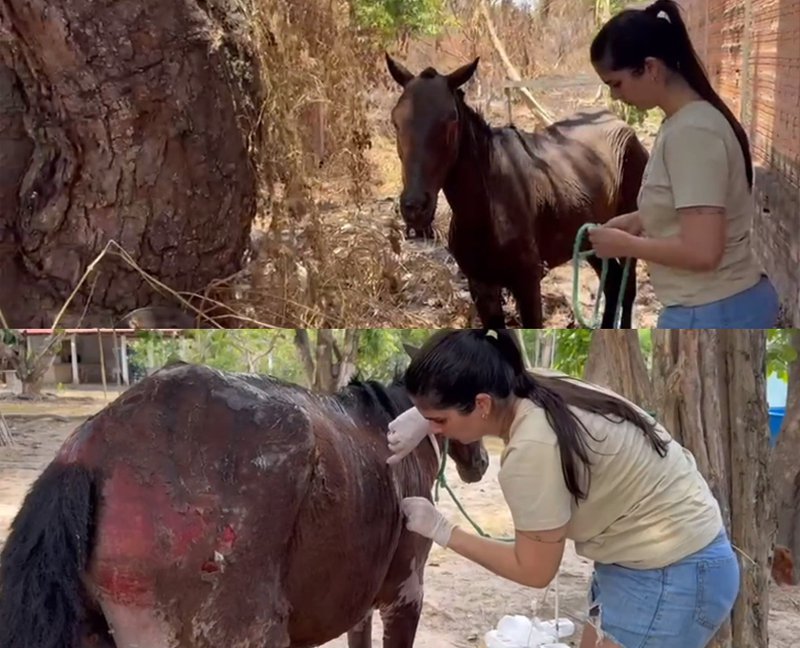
1, 393, 798, 647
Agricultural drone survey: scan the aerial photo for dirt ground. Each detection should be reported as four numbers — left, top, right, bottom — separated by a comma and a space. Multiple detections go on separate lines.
0, 394, 798, 647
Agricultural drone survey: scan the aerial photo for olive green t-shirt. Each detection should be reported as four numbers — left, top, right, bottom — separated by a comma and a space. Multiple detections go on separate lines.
637, 100, 763, 307
497, 372, 723, 569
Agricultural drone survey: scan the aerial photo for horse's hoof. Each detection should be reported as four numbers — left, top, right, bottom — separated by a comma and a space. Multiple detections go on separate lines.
404, 225, 435, 240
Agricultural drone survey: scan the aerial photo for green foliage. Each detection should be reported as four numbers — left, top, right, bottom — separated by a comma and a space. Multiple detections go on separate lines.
128, 329, 434, 387
551, 330, 593, 377
1, 329, 21, 346
615, 101, 649, 127
356, 329, 432, 382
351, 0, 450, 42
767, 329, 798, 382
637, 329, 653, 370
128, 330, 307, 385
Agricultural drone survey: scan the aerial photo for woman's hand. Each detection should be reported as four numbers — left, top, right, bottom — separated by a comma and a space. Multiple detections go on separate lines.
587, 227, 637, 259
602, 211, 643, 235
386, 407, 431, 465
400, 497, 455, 547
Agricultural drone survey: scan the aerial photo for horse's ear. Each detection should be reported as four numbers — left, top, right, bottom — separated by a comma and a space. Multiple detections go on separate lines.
446, 57, 479, 90
386, 52, 414, 87
402, 343, 420, 359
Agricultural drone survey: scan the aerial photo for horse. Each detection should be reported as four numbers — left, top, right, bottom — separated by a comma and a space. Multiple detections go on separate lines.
0, 362, 489, 648
385, 54, 650, 329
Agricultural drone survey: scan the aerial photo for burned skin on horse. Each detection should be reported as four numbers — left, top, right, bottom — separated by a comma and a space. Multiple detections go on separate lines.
387, 54, 648, 328
0, 363, 488, 648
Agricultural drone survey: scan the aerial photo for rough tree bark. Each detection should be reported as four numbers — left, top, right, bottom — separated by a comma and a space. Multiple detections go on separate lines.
771, 330, 800, 583
651, 330, 773, 648
0, 0, 262, 326
294, 329, 360, 393
583, 330, 653, 412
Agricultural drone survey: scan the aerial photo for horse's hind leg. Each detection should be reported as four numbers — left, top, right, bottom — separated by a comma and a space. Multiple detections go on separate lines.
347, 610, 374, 648
379, 600, 422, 648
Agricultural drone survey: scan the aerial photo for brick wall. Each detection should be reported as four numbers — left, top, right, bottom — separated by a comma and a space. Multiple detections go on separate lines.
681, 0, 800, 325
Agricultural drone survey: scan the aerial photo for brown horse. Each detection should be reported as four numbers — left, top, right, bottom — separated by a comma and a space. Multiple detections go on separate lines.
386, 54, 650, 328
0, 362, 489, 648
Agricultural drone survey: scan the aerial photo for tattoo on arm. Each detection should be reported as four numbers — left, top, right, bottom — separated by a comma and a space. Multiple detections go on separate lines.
521, 531, 566, 544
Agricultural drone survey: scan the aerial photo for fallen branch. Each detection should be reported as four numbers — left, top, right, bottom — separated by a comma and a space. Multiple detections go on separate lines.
478, 0, 554, 126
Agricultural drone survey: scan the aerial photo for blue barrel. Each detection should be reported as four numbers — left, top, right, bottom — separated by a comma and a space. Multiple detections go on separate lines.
769, 406, 786, 447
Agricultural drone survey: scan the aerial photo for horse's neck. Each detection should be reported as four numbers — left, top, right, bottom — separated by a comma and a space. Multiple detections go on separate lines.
443, 109, 495, 238
407, 432, 441, 488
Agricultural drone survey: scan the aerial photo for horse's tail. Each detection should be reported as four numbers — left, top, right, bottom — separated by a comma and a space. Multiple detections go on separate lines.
0, 462, 98, 648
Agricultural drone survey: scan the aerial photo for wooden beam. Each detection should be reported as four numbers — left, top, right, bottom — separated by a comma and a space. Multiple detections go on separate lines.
478, 0, 554, 126
503, 75, 598, 91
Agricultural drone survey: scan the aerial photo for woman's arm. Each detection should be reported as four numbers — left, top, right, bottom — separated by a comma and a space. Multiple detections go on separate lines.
629, 207, 725, 271
589, 207, 726, 271
447, 525, 567, 589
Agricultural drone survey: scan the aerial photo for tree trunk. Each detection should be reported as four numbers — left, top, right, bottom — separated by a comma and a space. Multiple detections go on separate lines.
314, 329, 337, 393
0, 62, 33, 321
0, 0, 262, 326
0, 331, 62, 398
650, 330, 773, 648
771, 330, 800, 583
294, 329, 360, 393
334, 329, 360, 391
20, 375, 43, 397
294, 330, 316, 388
583, 330, 653, 412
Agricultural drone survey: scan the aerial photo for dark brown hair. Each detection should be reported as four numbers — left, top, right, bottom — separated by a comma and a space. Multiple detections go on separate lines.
405, 329, 668, 503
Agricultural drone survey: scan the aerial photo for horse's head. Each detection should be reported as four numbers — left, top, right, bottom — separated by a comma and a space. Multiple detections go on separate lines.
443, 435, 489, 484
385, 53, 479, 238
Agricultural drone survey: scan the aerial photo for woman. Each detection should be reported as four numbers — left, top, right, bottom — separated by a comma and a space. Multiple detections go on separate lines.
387, 330, 740, 648
585, 0, 778, 328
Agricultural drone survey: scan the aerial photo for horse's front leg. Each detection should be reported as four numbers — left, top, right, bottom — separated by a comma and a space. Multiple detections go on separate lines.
467, 277, 505, 328
347, 610, 374, 648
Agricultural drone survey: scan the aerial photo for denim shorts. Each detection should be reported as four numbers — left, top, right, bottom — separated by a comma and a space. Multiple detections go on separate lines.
587, 530, 740, 648
657, 275, 779, 329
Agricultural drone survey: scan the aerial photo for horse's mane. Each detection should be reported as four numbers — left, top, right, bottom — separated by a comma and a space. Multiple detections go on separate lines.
335, 370, 412, 424
454, 88, 494, 141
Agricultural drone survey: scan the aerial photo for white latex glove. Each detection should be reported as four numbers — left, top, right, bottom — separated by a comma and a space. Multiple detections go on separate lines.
400, 496, 455, 547
386, 407, 431, 465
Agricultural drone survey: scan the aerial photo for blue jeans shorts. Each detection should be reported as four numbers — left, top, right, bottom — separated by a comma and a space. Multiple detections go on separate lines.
657, 275, 779, 329
587, 530, 740, 648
